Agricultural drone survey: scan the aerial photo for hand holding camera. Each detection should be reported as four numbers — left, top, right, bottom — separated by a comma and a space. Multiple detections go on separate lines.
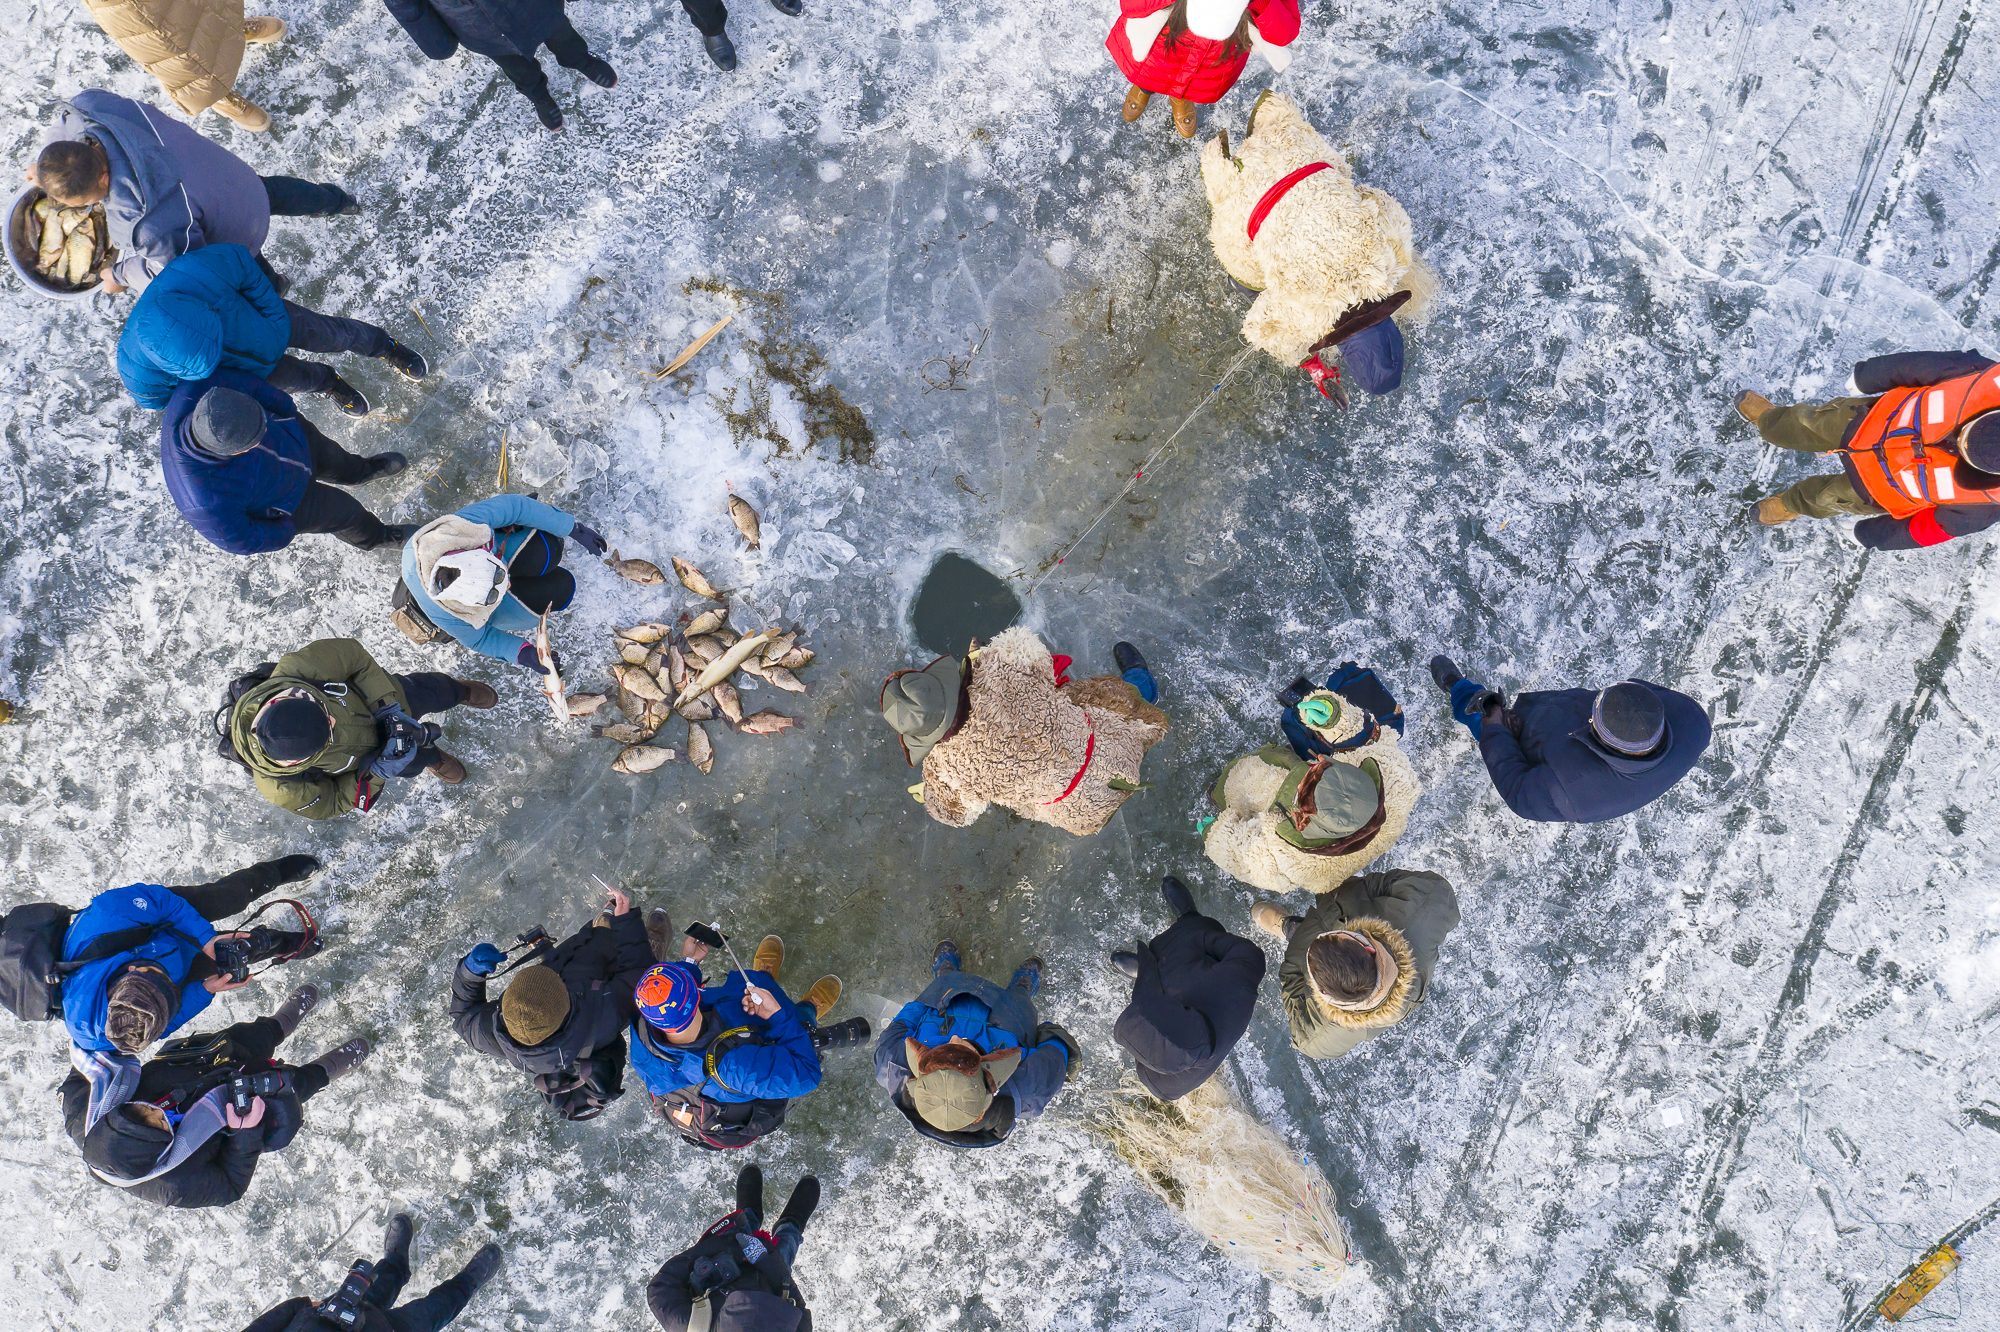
224, 1095, 266, 1130
202, 932, 256, 992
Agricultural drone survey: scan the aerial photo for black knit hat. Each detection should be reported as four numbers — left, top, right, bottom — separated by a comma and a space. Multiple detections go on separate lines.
1591, 681, 1666, 756
190, 387, 268, 456
255, 697, 331, 762
1962, 414, 2000, 474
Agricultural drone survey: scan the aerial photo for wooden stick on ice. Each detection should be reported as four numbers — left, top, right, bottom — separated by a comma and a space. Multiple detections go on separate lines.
650, 316, 732, 379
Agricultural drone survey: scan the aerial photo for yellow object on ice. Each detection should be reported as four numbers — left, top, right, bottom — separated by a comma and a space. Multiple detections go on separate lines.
908, 782, 925, 802
1879, 1243, 1960, 1322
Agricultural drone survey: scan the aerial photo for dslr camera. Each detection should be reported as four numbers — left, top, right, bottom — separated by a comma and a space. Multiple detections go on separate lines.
211, 925, 282, 983
228, 1068, 292, 1116
316, 1260, 374, 1329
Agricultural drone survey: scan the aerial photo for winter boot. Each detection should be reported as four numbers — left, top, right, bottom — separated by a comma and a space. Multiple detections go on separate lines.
453, 1245, 503, 1294
1250, 902, 1299, 941
371, 523, 419, 549
213, 93, 272, 132
1010, 956, 1043, 997
1160, 874, 1196, 919
776, 1176, 820, 1235
307, 1037, 372, 1083
800, 975, 841, 1022
383, 1214, 415, 1270
529, 93, 564, 131
1114, 641, 1158, 703
703, 32, 737, 71
455, 680, 499, 709
271, 984, 320, 1038
931, 939, 960, 976
1735, 390, 1773, 426
243, 16, 286, 42
1122, 86, 1151, 122
1428, 655, 1462, 692
364, 452, 408, 481
1756, 495, 1800, 525
753, 935, 784, 978
1170, 97, 1196, 138
576, 55, 617, 87
379, 339, 428, 381
1108, 950, 1139, 980
266, 853, 323, 885
646, 908, 674, 962
809, 1016, 870, 1050
428, 751, 467, 783
334, 188, 363, 217
735, 1163, 764, 1218
323, 374, 370, 418
770, 0, 803, 14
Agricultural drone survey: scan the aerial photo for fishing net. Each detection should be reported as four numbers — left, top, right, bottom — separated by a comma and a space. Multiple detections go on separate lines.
1090, 1078, 1349, 1297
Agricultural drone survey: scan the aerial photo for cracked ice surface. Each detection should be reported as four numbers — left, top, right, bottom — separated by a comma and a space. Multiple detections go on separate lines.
1, 1, 1999, 1329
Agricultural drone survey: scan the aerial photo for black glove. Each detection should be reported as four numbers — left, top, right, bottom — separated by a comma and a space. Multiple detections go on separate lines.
516, 641, 563, 675
1500, 707, 1524, 738
1033, 1022, 1082, 1076
569, 522, 608, 558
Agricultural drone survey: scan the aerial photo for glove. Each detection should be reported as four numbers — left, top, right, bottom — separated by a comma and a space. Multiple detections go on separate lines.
463, 943, 506, 975
569, 522, 608, 558
1033, 1021, 1082, 1076
515, 640, 563, 675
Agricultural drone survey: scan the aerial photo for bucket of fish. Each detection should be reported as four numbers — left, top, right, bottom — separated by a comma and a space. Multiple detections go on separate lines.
6, 186, 112, 301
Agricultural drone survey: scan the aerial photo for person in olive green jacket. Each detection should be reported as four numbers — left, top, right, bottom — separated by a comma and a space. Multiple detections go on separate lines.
1250, 869, 1458, 1060
225, 637, 496, 819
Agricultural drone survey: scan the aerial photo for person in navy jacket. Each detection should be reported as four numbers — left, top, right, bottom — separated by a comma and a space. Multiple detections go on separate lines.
61, 855, 321, 1056
402, 494, 607, 672
873, 942, 1079, 1148
159, 372, 413, 554
1109, 875, 1264, 1100
1429, 658, 1710, 824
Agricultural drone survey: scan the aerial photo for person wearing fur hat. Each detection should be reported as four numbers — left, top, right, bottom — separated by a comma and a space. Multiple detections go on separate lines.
450, 885, 654, 1120
401, 494, 608, 671
1108, 0, 1299, 139
873, 942, 1080, 1149
60, 983, 370, 1209
1109, 875, 1265, 1100
647, 1164, 819, 1332
1740, 349, 2000, 549
1201, 663, 1420, 895
1250, 868, 1459, 1061
879, 629, 1169, 838
1202, 92, 1436, 402
1429, 657, 1710, 824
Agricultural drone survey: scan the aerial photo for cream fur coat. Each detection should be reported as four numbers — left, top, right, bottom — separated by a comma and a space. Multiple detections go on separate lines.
1201, 92, 1437, 365
920, 627, 1170, 837
1202, 706, 1420, 893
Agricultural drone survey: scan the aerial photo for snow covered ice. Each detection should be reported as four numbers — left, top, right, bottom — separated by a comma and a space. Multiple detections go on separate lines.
2, 0, 1999, 1328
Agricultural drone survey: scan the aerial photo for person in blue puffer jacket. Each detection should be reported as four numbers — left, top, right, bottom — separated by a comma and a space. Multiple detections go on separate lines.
401, 494, 608, 673
114, 243, 427, 418
159, 371, 416, 554
627, 926, 843, 1151
873, 941, 1079, 1149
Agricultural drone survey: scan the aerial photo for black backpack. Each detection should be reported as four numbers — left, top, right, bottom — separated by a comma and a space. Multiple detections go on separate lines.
0, 904, 197, 1022
212, 663, 277, 771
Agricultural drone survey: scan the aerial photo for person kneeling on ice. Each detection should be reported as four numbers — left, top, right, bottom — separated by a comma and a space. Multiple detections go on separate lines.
222, 639, 498, 816
1251, 868, 1459, 1061
61, 982, 370, 1208
1428, 657, 1710, 824
240, 1212, 502, 1332
1201, 661, 1420, 895
629, 924, 865, 1151
1109, 875, 1265, 1100
879, 629, 1169, 837
161, 373, 415, 555
1739, 348, 2000, 549
400, 494, 608, 671
1203, 92, 1436, 403
451, 885, 653, 1120
647, 1164, 819, 1332
874, 941, 1080, 1149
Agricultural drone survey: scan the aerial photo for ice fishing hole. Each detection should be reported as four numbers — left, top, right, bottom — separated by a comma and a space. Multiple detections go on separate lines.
910, 553, 1020, 658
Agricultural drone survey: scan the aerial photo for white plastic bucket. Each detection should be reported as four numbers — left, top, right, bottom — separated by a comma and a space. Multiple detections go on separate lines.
7, 187, 106, 302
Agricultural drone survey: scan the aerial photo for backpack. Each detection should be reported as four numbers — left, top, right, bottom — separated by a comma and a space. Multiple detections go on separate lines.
212, 664, 277, 771
389, 579, 442, 646
0, 904, 197, 1022
656, 1088, 791, 1150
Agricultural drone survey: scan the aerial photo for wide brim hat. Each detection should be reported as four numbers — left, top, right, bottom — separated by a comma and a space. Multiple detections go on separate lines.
904, 1039, 1021, 1131
879, 654, 963, 765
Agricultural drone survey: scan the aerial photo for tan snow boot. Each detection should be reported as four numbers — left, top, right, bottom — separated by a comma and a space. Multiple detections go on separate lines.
243, 16, 286, 42
800, 975, 842, 1022
1170, 97, 1197, 138
1756, 495, 1800, 525
1734, 390, 1773, 425
752, 935, 784, 978
1122, 86, 1150, 122
213, 94, 271, 132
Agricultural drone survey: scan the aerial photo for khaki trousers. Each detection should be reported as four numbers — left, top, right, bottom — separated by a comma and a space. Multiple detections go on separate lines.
1755, 397, 1889, 520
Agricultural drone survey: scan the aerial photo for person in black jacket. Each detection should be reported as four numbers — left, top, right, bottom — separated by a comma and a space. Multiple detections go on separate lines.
1428, 658, 1711, 824
380, 0, 617, 131
1108, 875, 1265, 1100
239, 1213, 502, 1332
449, 885, 652, 1119
648, 1163, 819, 1332
60, 984, 370, 1209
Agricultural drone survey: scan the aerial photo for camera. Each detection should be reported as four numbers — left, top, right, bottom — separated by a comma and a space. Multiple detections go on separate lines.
211, 925, 288, 983
316, 1260, 374, 1329
228, 1068, 292, 1115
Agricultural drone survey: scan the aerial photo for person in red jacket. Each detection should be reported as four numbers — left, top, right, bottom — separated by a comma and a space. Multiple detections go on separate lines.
1108, 0, 1299, 138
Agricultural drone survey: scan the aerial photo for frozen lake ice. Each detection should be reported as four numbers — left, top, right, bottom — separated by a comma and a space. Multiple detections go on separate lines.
1, 0, 1998, 1329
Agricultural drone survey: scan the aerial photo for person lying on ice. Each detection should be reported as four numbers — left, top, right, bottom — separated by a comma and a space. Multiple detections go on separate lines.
1742, 349, 2000, 549
878, 629, 1168, 837
61, 981, 369, 1208
628, 924, 863, 1151
240, 1213, 502, 1332
1108, 875, 1264, 1100
451, 885, 653, 1120
873, 942, 1079, 1148
647, 1164, 819, 1332
1428, 658, 1711, 824
1202, 92, 1436, 403
1201, 662, 1420, 895
400, 495, 608, 672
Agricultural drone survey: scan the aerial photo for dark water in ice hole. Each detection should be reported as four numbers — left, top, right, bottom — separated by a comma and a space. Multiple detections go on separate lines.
909, 552, 1022, 659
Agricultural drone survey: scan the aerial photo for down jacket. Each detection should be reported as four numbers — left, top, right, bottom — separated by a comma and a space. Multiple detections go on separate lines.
226, 638, 408, 819
382, 0, 567, 61
1107, 0, 1298, 104
79, 0, 247, 116
400, 494, 578, 664
1277, 869, 1459, 1061
1479, 681, 1711, 824
1112, 910, 1265, 1100
628, 968, 823, 1105
46, 92, 270, 293
159, 370, 313, 554
116, 244, 289, 410
1203, 92, 1436, 367
918, 627, 1169, 837
59, 883, 218, 1053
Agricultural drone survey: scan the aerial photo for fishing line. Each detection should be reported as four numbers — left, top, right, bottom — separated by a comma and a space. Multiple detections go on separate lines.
1026, 345, 1259, 597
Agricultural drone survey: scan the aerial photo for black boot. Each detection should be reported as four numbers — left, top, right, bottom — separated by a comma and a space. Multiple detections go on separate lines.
1108, 950, 1139, 980
334, 188, 363, 217
323, 374, 370, 418
769, 0, 803, 13
364, 452, 408, 481
454, 1244, 502, 1293
809, 1016, 871, 1050
378, 340, 428, 381
703, 31, 737, 70
1161, 875, 1197, 919
776, 1177, 820, 1234
736, 1163, 764, 1218
265, 854, 322, 885
1113, 641, 1149, 676
371, 523, 420, 549
529, 92, 564, 131
383, 1214, 414, 1269
576, 55, 617, 87
1428, 655, 1462, 692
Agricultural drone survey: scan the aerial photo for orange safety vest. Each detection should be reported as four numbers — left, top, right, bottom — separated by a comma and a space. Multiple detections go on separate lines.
1845, 364, 2000, 518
